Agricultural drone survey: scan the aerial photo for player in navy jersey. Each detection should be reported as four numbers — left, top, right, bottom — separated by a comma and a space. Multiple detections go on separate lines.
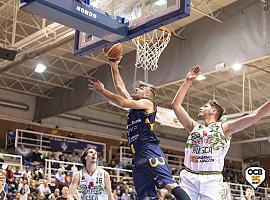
88, 59, 190, 200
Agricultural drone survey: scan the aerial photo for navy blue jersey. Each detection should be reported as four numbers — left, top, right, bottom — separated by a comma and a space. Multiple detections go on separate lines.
126, 101, 160, 155
126, 101, 177, 199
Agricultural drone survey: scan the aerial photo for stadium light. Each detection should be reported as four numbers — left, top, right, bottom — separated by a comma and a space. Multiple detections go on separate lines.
35, 63, 46, 73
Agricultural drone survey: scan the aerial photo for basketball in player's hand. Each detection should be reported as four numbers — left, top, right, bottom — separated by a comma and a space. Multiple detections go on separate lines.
103, 43, 123, 61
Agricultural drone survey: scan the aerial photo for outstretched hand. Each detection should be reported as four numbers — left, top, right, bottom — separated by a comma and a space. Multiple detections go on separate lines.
88, 78, 105, 94
108, 56, 122, 68
186, 66, 201, 81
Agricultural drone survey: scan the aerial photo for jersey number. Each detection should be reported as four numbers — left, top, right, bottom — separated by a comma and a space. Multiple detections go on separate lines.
149, 157, 165, 168
96, 177, 102, 184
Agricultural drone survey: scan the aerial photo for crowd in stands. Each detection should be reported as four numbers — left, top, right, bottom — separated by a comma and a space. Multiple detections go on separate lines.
1, 128, 270, 200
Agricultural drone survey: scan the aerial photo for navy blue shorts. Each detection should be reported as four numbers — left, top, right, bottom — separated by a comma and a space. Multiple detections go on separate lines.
132, 145, 176, 200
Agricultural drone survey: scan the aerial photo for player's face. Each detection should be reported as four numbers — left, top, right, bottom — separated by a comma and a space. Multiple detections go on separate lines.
198, 103, 214, 119
131, 86, 149, 100
85, 148, 97, 163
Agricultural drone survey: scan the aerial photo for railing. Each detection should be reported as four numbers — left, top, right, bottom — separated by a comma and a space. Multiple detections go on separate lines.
5, 130, 16, 149
44, 159, 270, 199
45, 159, 84, 184
10, 129, 106, 160
0, 153, 23, 171
228, 182, 270, 199
45, 159, 179, 184
0, 153, 264, 199
45, 159, 135, 184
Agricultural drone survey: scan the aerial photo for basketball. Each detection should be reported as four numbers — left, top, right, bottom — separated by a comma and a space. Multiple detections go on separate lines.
103, 43, 123, 61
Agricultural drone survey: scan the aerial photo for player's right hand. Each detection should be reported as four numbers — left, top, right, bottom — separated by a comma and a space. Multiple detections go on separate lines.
109, 56, 122, 67
186, 66, 200, 81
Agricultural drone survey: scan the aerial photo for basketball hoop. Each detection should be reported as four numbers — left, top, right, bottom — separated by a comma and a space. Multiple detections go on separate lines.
132, 27, 171, 71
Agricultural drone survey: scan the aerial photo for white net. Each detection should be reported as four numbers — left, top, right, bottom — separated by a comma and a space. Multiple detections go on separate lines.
132, 27, 171, 71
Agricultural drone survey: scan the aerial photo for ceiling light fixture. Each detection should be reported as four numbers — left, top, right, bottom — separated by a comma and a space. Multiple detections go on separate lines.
35, 63, 46, 73
196, 74, 206, 81
232, 63, 242, 71
154, 0, 167, 6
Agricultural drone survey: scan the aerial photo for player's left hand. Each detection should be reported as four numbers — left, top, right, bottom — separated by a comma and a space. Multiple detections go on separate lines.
88, 78, 105, 93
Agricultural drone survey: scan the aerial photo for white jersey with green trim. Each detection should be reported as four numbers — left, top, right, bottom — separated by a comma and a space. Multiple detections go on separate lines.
184, 122, 230, 172
77, 167, 108, 200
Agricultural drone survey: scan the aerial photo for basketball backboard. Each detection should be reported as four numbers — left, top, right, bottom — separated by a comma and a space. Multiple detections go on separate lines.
74, 0, 190, 56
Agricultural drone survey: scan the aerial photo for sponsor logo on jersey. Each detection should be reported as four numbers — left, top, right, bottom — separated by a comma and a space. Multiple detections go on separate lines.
189, 155, 214, 163
97, 172, 102, 177
89, 181, 94, 188
203, 131, 208, 136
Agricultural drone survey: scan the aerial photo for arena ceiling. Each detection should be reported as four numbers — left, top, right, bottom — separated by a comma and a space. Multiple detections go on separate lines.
0, 0, 270, 143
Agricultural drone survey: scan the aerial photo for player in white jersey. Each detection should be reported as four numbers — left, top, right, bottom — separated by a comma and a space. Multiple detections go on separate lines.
68, 148, 114, 200
172, 66, 270, 200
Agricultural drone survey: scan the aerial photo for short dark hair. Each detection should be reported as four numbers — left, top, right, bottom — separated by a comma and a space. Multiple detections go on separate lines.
138, 84, 156, 99
208, 100, 224, 121
149, 87, 156, 99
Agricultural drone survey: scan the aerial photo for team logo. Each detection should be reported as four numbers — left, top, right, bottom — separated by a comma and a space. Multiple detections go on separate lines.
203, 131, 208, 136
88, 181, 94, 188
60, 142, 68, 151
245, 166, 265, 189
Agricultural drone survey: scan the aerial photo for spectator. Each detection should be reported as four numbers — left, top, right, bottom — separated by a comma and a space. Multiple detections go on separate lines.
0, 172, 6, 200
0, 171, 8, 194
69, 152, 80, 164
67, 132, 75, 138
15, 191, 21, 200
38, 180, 51, 198
108, 160, 116, 168
56, 186, 69, 200
53, 188, 60, 199
48, 193, 56, 200
29, 179, 38, 197
129, 187, 136, 200
113, 189, 119, 200
32, 149, 42, 163
37, 192, 46, 200
18, 179, 30, 195
121, 188, 131, 200
111, 178, 117, 190
98, 154, 104, 166
55, 169, 66, 190
5, 165, 18, 190
0, 154, 4, 170
19, 188, 28, 200
245, 187, 255, 200
50, 126, 59, 136
14, 166, 22, 176
70, 165, 78, 177
64, 175, 72, 187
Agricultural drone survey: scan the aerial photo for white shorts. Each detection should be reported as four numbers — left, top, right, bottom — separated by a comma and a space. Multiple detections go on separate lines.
179, 169, 226, 200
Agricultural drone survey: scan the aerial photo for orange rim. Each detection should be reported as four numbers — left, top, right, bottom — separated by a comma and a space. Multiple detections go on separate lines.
133, 27, 171, 44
